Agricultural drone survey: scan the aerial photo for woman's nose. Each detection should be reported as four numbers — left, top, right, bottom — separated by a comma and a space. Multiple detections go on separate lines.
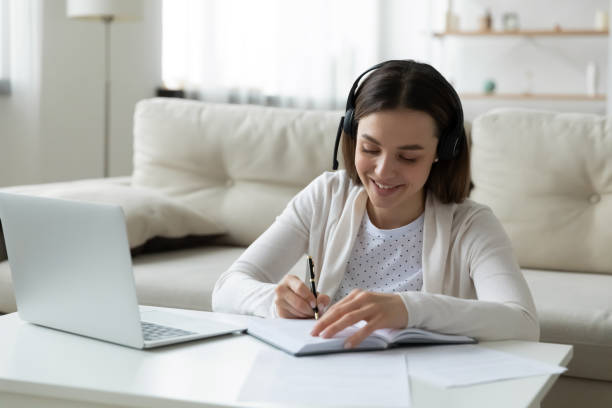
374, 154, 396, 178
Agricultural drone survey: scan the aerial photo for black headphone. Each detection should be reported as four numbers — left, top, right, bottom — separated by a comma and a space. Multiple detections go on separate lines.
332, 60, 465, 170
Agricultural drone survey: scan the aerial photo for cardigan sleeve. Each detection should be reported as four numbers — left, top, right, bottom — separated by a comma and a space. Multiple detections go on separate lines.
398, 208, 540, 341
211, 174, 326, 317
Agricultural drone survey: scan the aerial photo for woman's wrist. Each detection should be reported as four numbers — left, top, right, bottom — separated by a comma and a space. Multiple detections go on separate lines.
395, 293, 411, 329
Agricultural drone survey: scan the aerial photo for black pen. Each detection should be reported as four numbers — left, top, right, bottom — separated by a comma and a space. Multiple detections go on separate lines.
307, 255, 319, 320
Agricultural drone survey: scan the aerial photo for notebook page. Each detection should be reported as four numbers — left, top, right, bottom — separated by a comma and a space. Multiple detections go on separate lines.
247, 318, 387, 355
373, 327, 476, 344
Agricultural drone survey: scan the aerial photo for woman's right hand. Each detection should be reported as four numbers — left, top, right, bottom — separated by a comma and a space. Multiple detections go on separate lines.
274, 274, 330, 319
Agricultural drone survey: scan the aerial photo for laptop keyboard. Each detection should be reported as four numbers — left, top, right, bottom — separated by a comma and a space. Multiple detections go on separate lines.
141, 321, 197, 342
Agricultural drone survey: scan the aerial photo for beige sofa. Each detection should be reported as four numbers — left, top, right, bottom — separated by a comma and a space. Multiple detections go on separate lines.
0, 98, 610, 407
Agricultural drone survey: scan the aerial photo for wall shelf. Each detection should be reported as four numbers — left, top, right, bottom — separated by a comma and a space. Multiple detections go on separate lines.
433, 29, 609, 37
460, 93, 606, 101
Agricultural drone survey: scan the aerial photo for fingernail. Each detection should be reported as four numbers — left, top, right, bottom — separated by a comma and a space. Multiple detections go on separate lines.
344, 341, 353, 349
310, 301, 316, 308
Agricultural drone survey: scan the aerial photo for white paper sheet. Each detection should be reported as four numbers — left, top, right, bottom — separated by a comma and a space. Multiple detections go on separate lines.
238, 348, 411, 407
405, 344, 566, 388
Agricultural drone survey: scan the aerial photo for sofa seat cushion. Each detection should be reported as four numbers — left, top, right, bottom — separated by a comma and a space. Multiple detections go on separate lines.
132, 246, 247, 311
0, 246, 243, 314
523, 268, 612, 381
0, 246, 244, 314
0, 244, 304, 314
133, 245, 304, 311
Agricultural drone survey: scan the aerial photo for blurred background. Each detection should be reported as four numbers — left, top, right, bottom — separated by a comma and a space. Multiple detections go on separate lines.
0, 0, 609, 186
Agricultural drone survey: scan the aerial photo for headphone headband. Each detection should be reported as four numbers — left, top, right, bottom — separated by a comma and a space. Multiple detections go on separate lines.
332, 60, 464, 170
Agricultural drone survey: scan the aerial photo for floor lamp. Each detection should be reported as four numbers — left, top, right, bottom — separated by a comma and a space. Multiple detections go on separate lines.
67, 0, 143, 177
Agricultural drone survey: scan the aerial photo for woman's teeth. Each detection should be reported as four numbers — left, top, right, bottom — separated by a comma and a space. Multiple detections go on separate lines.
375, 181, 396, 190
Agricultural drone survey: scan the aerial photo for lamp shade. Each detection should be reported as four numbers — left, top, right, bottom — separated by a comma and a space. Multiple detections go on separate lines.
67, 0, 143, 21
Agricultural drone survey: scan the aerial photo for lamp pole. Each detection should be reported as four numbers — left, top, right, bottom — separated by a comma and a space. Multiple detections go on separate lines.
67, 0, 143, 177
102, 15, 113, 177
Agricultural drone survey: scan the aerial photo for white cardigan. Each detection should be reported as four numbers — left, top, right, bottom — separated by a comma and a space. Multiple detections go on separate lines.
212, 171, 540, 341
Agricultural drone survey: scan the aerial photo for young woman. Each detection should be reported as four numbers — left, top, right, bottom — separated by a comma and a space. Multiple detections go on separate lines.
212, 60, 539, 349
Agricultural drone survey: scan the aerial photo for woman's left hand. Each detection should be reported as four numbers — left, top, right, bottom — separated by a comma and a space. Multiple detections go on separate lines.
310, 289, 409, 349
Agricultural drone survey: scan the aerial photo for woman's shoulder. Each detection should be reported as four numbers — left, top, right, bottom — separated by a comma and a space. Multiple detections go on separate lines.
428, 193, 499, 230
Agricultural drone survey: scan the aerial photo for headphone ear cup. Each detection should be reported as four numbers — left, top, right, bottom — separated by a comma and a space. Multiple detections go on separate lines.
343, 109, 355, 139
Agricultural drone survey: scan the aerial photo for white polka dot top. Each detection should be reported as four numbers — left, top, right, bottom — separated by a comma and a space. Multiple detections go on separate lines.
332, 210, 424, 304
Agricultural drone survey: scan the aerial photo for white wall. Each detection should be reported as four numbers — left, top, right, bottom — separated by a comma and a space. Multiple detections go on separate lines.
415, 0, 608, 120
0, 0, 161, 187
376, 0, 609, 120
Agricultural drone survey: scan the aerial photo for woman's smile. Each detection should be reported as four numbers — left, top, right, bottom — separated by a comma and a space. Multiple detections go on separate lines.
370, 178, 404, 197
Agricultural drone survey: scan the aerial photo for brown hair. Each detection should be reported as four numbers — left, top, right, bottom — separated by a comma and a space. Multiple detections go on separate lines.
341, 60, 470, 204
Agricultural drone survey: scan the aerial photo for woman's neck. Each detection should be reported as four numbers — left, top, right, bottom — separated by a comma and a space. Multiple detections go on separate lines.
366, 190, 425, 230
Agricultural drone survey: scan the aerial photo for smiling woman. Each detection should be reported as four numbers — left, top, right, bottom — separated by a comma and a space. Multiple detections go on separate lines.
353, 109, 439, 229
212, 60, 540, 349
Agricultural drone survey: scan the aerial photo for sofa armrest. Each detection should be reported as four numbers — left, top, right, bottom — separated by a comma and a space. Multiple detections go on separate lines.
0, 177, 132, 262
0, 176, 132, 194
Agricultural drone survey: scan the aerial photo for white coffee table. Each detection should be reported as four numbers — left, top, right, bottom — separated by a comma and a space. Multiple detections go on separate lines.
0, 307, 572, 408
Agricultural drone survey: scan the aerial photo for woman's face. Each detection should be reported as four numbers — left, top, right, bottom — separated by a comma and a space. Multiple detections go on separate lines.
355, 109, 438, 225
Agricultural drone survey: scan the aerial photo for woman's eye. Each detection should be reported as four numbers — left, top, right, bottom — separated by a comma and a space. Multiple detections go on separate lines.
361, 148, 379, 154
400, 156, 417, 163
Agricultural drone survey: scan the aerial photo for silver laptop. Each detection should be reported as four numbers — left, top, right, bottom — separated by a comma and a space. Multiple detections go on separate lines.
0, 192, 245, 349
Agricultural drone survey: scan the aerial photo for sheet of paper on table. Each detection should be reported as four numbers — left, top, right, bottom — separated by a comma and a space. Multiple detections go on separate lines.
238, 348, 411, 407
405, 344, 567, 388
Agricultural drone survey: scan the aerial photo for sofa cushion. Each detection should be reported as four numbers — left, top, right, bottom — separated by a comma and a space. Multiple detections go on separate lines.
131, 246, 247, 311
0, 178, 224, 250
132, 98, 342, 246
523, 268, 612, 381
470, 109, 612, 275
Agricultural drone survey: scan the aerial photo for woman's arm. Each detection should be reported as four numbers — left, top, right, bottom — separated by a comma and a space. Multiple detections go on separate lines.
311, 207, 539, 346
399, 208, 540, 341
211, 217, 308, 317
212, 174, 328, 317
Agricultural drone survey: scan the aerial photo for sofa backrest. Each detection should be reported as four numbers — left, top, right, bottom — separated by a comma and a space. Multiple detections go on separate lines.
470, 108, 612, 275
132, 98, 343, 246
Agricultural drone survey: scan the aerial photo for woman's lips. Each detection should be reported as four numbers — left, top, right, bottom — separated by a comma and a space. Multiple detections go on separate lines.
370, 178, 403, 196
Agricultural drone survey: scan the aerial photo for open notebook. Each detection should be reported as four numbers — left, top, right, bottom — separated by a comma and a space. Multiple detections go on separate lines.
247, 318, 476, 356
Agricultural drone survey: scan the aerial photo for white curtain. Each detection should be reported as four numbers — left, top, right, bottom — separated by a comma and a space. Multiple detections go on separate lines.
162, 0, 381, 110
0, 0, 42, 186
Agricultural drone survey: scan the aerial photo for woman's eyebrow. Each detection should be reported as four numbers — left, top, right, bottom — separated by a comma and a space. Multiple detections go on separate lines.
361, 134, 424, 150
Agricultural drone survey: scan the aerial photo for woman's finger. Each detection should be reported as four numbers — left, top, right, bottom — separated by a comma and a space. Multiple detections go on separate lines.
318, 305, 371, 339
277, 297, 312, 318
316, 293, 330, 313
311, 290, 367, 335
287, 277, 317, 307
344, 318, 382, 349
286, 287, 316, 315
